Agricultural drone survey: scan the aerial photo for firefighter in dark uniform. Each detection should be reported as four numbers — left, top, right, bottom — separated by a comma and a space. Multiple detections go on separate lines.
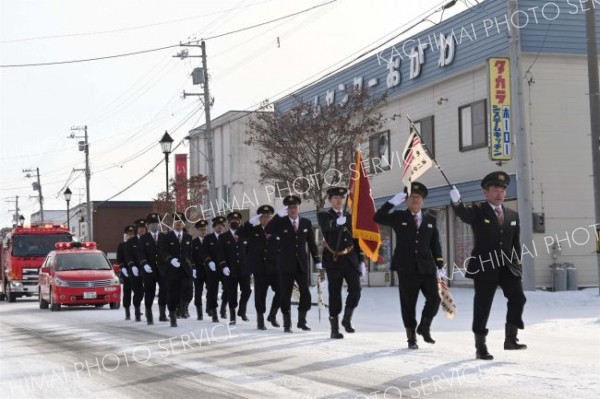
191, 219, 209, 320
239, 205, 281, 330
265, 195, 321, 333
124, 219, 147, 322
374, 182, 444, 349
204, 215, 226, 323
318, 187, 366, 339
158, 212, 193, 327
137, 213, 165, 325
217, 211, 252, 325
117, 225, 135, 320
450, 171, 527, 360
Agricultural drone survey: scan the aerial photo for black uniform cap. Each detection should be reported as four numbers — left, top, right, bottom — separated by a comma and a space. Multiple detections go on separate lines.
123, 225, 135, 234
404, 182, 428, 198
146, 213, 160, 224
257, 205, 275, 215
227, 211, 243, 221
327, 186, 348, 199
134, 218, 147, 227
172, 212, 186, 222
212, 215, 226, 227
195, 220, 208, 229
283, 195, 301, 206
481, 171, 510, 188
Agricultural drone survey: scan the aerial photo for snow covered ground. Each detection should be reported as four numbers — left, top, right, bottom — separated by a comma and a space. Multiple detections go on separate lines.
0, 285, 598, 399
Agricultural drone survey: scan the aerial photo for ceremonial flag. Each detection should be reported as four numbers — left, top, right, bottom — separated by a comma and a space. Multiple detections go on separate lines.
401, 127, 433, 194
348, 149, 381, 261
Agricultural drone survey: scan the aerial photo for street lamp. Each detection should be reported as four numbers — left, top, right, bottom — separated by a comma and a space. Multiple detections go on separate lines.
64, 187, 72, 230
159, 131, 174, 198
18, 215, 25, 226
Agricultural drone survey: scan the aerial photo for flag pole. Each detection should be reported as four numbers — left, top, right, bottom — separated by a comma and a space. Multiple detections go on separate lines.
406, 114, 454, 187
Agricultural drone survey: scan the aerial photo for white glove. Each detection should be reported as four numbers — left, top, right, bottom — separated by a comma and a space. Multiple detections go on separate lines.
171, 258, 181, 268
336, 215, 347, 226
389, 192, 407, 206
360, 262, 367, 278
121, 268, 128, 278
131, 266, 139, 277
249, 214, 261, 226
208, 261, 216, 271
437, 268, 448, 280
315, 262, 323, 270
193, 269, 197, 279
277, 206, 288, 217
449, 185, 461, 204
143, 264, 152, 274
223, 266, 231, 276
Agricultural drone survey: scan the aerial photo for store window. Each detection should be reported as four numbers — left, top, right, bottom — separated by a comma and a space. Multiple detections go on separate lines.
368, 130, 391, 172
459, 99, 487, 151
413, 116, 435, 157
371, 225, 393, 271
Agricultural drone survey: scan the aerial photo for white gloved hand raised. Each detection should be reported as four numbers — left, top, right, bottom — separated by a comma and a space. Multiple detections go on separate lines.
388, 192, 407, 206
121, 268, 128, 278
360, 262, 367, 278
208, 261, 216, 272
193, 269, 197, 279
336, 215, 347, 226
449, 185, 461, 204
171, 258, 181, 268
223, 266, 231, 276
131, 266, 139, 277
277, 206, 288, 217
315, 262, 323, 270
143, 264, 152, 274
249, 214, 261, 226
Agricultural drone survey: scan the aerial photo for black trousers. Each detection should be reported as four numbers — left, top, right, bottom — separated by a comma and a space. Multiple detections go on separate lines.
205, 270, 221, 310
326, 265, 361, 317
121, 277, 132, 308
142, 272, 160, 309
280, 263, 311, 314
397, 272, 440, 329
166, 277, 184, 313
157, 274, 167, 307
254, 273, 280, 314
219, 275, 228, 309
193, 274, 206, 307
181, 277, 193, 303
130, 276, 144, 308
224, 275, 252, 314
472, 268, 527, 334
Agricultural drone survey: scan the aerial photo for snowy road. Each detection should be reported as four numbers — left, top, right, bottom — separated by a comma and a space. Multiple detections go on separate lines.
1, 287, 599, 399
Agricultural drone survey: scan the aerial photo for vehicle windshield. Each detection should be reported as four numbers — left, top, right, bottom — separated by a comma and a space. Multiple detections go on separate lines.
12, 234, 72, 257
55, 253, 112, 271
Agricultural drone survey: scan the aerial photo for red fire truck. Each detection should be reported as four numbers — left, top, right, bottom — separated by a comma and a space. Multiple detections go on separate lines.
0, 224, 72, 302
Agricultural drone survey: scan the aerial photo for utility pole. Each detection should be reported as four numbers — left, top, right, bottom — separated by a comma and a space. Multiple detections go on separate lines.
585, 5, 600, 295
5, 195, 19, 226
23, 167, 43, 222
69, 126, 93, 240
174, 40, 216, 207
508, 0, 535, 291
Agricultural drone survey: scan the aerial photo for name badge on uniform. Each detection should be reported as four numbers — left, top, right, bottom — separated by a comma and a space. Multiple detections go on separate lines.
283, 229, 288, 233
303, 229, 308, 232
484, 219, 490, 224
243, 241, 248, 245
427, 224, 433, 228
401, 222, 407, 226
170, 242, 174, 245
254, 233, 259, 237
511, 221, 517, 226
210, 242, 214, 246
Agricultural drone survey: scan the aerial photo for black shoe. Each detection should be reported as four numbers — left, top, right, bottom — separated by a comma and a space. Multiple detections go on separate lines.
504, 324, 527, 350
229, 313, 236, 325
159, 305, 168, 322
211, 309, 219, 323
134, 307, 142, 322
124, 307, 131, 320
406, 328, 419, 349
196, 306, 203, 321
329, 316, 344, 339
170, 313, 177, 327
283, 313, 292, 333
267, 309, 280, 327
475, 332, 494, 360
146, 307, 154, 325
184, 302, 191, 318
220, 301, 227, 319
257, 313, 267, 330
297, 310, 311, 331
237, 311, 249, 322
341, 307, 355, 333
416, 317, 435, 344
179, 301, 189, 319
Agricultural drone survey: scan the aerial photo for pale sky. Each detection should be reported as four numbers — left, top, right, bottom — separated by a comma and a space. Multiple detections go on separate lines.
0, 0, 469, 226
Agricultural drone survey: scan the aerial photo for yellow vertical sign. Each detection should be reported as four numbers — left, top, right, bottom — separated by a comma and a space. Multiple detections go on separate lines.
488, 57, 512, 161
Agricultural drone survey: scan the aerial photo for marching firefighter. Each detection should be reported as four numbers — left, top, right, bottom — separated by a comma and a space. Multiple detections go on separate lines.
450, 171, 527, 360
124, 218, 147, 322
239, 205, 281, 330
117, 225, 135, 320
137, 213, 165, 324
204, 215, 227, 323
373, 182, 444, 349
317, 187, 366, 339
158, 212, 193, 327
217, 211, 252, 325
191, 219, 209, 320
265, 195, 321, 333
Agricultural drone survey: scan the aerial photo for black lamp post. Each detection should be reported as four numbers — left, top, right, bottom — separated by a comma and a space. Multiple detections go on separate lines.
18, 215, 25, 226
159, 131, 174, 198
64, 187, 72, 229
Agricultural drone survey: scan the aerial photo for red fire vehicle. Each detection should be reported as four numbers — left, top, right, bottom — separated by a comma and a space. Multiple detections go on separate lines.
1, 224, 72, 302
38, 241, 121, 311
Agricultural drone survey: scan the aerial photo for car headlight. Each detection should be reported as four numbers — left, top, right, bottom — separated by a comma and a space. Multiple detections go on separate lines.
110, 275, 120, 285
10, 281, 23, 289
54, 277, 69, 287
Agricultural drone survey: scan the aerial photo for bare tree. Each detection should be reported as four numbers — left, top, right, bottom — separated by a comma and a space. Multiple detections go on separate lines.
247, 88, 386, 211
153, 174, 209, 224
